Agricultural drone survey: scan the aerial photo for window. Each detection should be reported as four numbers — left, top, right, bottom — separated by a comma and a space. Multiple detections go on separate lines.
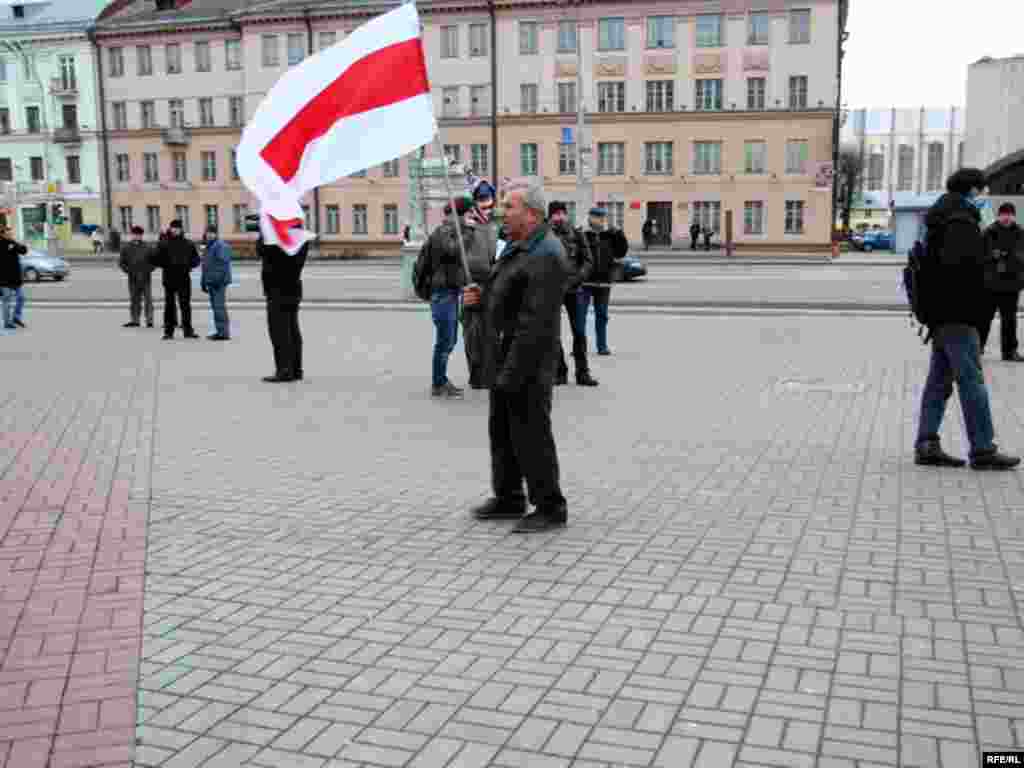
262, 35, 279, 67
231, 149, 239, 180
557, 21, 577, 53
867, 153, 884, 189
644, 142, 673, 174
58, 56, 76, 91
646, 80, 674, 112
326, 204, 340, 234
109, 47, 124, 77
21, 53, 33, 81
597, 142, 625, 175
61, 104, 78, 130
225, 39, 241, 70
693, 201, 721, 233
647, 16, 674, 48
146, 205, 161, 234
470, 144, 489, 176
232, 203, 248, 233
443, 144, 461, 164
229, 96, 244, 127
349, 169, 366, 179
205, 205, 219, 231
785, 200, 805, 234
441, 26, 458, 58
520, 143, 538, 176
442, 87, 458, 117
115, 154, 130, 182
897, 145, 914, 191
788, 76, 808, 109
165, 43, 181, 74
470, 85, 488, 116
695, 79, 723, 111
785, 140, 809, 174
112, 102, 127, 130
598, 82, 625, 113
926, 142, 944, 191
383, 204, 399, 235
353, 204, 368, 234
140, 101, 155, 129
175, 206, 190, 234
287, 33, 305, 66
70, 207, 83, 231
745, 141, 767, 174
0, 159, 12, 182
66, 155, 81, 185
564, 201, 577, 226
595, 201, 625, 230
748, 12, 770, 45
747, 78, 766, 110
171, 152, 187, 182
25, 106, 40, 134
382, 159, 400, 177
559, 143, 576, 175
693, 142, 722, 174
789, 9, 811, 44
143, 153, 159, 182
169, 99, 184, 128
0, 109, 9, 135
744, 201, 765, 234
119, 207, 133, 233
30, 156, 44, 181
519, 21, 538, 55
598, 18, 625, 50
470, 24, 488, 56
201, 151, 217, 181
0, 59, 6, 82
199, 98, 214, 127
696, 14, 723, 47
557, 82, 577, 113
195, 41, 211, 72
520, 84, 538, 113
302, 206, 311, 230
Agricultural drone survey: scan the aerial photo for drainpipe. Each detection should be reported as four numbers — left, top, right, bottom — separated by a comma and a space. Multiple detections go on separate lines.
830, 0, 848, 234
87, 26, 113, 231
489, 0, 498, 194
303, 8, 320, 236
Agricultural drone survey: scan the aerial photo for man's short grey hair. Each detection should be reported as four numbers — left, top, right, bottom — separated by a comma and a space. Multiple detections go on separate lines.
508, 183, 547, 217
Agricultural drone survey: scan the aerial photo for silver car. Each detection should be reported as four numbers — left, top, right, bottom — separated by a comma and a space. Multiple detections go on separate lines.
21, 250, 70, 282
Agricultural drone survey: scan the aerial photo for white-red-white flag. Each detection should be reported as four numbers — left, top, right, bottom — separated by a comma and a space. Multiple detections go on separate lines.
237, 3, 436, 254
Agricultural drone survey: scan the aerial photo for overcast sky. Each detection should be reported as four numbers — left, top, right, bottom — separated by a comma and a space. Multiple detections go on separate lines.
843, 0, 1024, 108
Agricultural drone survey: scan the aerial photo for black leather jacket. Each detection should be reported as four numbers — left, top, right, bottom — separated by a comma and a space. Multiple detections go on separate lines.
551, 222, 593, 292
0, 237, 28, 288
580, 226, 627, 283
983, 222, 1024, 293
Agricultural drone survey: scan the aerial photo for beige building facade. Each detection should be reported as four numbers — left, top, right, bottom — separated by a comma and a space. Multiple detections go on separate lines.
95, 0, 843, 253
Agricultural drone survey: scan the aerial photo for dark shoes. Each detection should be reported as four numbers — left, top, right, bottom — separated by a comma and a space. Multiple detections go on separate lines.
184, 331, 200, 339
554, 372, 568, 386
14, 319, 26, 328
597, 349, 612, 356
207, 334, 230, 341
146, 321, 154, 328
512, 506, 568, 534
970, 449, 1021, 471
262, 372, 295, 383
123, 321, 140, 328
471, 498, 527, 520
576, 372, 599, 386
915, 441, 966, 468
162, 332, 173, 340
1003, 353, 1024, 362
431, 382, 464, 398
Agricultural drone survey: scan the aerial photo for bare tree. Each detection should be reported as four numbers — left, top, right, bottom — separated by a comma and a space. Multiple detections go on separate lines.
836, 146, 864, 233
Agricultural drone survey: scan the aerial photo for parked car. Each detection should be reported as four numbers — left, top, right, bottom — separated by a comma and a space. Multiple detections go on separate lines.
850, 230, 894, 252
614, 255, 647, 282
21, 250, 70, 282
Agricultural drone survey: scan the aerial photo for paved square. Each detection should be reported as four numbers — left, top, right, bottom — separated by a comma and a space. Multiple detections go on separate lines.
1, 307, 1022, 767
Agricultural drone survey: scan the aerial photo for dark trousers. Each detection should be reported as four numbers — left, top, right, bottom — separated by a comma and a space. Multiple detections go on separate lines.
267, 300, 302, 376
128, 273, 153, 325
163, 279, 193, 334
979, 291, 1020, 358
557, 290, 589, 378
690, 233, 699, 250
489, 381, 566, 515
464, 305, 495, 387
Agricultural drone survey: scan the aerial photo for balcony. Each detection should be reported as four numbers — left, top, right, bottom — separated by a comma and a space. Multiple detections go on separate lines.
49, 77, 78, 98
162, 126, 190, 146
53, 126, 81, 144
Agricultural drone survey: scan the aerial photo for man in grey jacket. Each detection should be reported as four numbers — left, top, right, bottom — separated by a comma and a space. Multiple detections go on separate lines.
201, 226, 233, 341
462, 182, 499, 389
119, 225, 154, 328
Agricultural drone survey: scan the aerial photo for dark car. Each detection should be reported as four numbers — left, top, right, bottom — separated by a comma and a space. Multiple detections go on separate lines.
614, 255, 647, 282
21, 250, 70, 282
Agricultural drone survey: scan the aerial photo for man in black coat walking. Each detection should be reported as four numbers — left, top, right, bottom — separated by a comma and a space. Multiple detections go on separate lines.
260, 235, 308, 383
689, 221, 701, 250
979, 202, 1024, 361
151, 219, 200, 339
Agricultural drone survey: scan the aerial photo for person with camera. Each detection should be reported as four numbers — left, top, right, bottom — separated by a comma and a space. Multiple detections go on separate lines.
979, 202, 1024, 361
579, 207, 627, 357
151, 219, 200, 340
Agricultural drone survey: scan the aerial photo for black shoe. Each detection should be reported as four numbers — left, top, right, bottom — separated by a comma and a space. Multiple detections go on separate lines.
162, 332, 174, 340
14, 319, 26, 328
294, 370, 304, 381
207, 334, 230, 341
915, 441, 966, 468
970, 449, 1021, 471
472, 498, 527, 520
1003, 353, 1024, 362
262, 372, 295, 383
555, 373, 568, 386
146, 321, 154, 328
512, 507, 568, 534
184, 331, 200, 339
123, 321, 140, 328
576, 372, 599, 386
597, 349, 612, 356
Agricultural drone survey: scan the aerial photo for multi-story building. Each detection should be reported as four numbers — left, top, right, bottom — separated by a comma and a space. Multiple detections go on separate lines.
966, 55, 1024, 201
0, 0, 109, 250
95, 0, 847, 252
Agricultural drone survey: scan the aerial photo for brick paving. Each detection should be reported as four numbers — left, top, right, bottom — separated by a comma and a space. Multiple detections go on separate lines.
1, 307, 1023, 768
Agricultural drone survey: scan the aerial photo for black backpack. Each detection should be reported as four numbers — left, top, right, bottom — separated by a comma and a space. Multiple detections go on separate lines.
412, 240, 434, 301
903, 239, 933, 343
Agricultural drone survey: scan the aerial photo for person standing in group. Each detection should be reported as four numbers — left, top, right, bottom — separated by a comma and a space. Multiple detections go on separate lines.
462, 181, 499, 389
979, 202, 1024, 361
260, 234, 307, 382
200, 226, 234, 341
151, 219, 200, 340
579, 207, 627, 357
548, 201, 597, 386
703, 225, 714, 251
468, 183, 569, 534
689, 220, 701, 250
118, 225, 155, 328
91, 227, 104, 256
0, 225, 27, 330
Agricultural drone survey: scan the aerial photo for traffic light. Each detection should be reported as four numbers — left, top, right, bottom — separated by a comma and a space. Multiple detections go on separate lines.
51, 202, 65, 224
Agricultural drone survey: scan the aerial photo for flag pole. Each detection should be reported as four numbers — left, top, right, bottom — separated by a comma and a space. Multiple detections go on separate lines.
433, 133, 475, 290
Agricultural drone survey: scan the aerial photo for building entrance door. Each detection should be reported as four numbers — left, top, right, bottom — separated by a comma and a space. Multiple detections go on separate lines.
646, 202, 672, 246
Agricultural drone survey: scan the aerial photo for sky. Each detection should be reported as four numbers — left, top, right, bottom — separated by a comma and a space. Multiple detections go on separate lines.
843, 0, 1024, 108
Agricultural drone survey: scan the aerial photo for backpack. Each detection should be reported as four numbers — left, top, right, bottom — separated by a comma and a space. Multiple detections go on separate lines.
412, 240, 434, 301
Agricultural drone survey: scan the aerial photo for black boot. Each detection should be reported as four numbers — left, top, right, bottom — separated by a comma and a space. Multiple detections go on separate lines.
914, 440, 965, 468
970, 447, 1021, 471
471, 498, 527, 520
576, 371, 599, 386
554, 371, 568, 386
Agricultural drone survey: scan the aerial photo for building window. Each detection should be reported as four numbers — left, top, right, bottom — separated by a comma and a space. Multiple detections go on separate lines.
469, 23, 488, 56
115, 154, 130, 182
443, 144, 461, 164
109, 47, 124, 77
693, 141, 722, 175
557, 82, 577, 113
0, 59, 6, 82
199, 98, 214, 127
231, 149, 239, 180
262, 35, 279, 67
442, 86, 458, 118
326, 204, 340, 234
146, 205, 161, 234
301, 205, 311, 230
597, 142, 625, 175
598, 17, 625, 51
232, 203, 248, 233
441, 26, 458, 58
30, 156, 44, 181
0, 159, 10, 181
353, 204, 368, 235
194, 41, 211, 72
0, 109, 9, 135
112, 102, 127, 130
744, 201, 765, 234
169, 99, 184, 128
225, 39, 241, 70
747, 78, 766, 110
559, 143, 576, 175
696, 14, 723, 47
140, 101, 155, 129
70, 207, 83, 231
520, 143, 538, 176
470, 85, 488, 116
25, 106, 40, 134
785, 200, 805, 233
644, 142, 673, 174
745, 141, 767, 174
66, 155, 81, 185
470, 144, 489, 176
319, 31, 336, 51
382, 158, 400, 177
788, 75, 808, 109
520, 84, 538, 113
897, 145, 914, 191
785, 140, 809, 174
693, 201, 721, 233
926, 142, 944, 191
143, 153, 159, 183
790, 9, 811, 44
564, 201, 577, 225
229, 96, 244, 127
165, 43, 181, 74
55, 55, 76, 92
205, 205, 218, 231
119, 206, 133, 232
595, 201, 625, 230
519, 21, 538, 55
383, 204, 399, 235
175, 206, 190, 234
748, 12, 770, 45
598, 82, 625, 113
645, 80, 674, 112
201, 151, 217, 181
557, 20, 577, 53
695, 79, 723, 111
287, 33, 305, 66
647, 16, 674, 48
867, 153, 884, 189
169, 152, 185, 182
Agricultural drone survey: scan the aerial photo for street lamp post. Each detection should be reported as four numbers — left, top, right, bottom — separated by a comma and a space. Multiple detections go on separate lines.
574, 3, 593, 222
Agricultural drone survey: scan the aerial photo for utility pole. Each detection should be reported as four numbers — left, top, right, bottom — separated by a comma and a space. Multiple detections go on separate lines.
574, 3, 593, 222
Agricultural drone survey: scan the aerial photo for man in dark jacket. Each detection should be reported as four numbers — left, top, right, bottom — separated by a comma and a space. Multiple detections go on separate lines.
979, 202, 1024, 361
119, 226, 155, 328
915, 169, 1019, 470
0, 225, 27, 330
151, 219, 200, 340
579, 207, 627, 356
462, 183, 498, 389
689, 221, 701, 250
467, 183, 569, 533
260, 235, 308, 382
549, 201, 597, 386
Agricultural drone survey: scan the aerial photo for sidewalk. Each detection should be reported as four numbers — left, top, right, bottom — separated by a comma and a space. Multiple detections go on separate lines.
1, 308, 1022, 768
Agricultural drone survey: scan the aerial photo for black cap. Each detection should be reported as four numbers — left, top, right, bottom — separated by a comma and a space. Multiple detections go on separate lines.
548, 201, 568, 218
998, 202, 1017, 216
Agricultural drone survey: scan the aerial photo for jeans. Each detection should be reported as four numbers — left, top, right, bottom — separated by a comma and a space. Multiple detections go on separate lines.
208, 283, 229, 337
577, 286, 610, 354
431, 288, 460, 387
14, 287, 24, 322
0, 287, 14, 327
916, 324, 996, 457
